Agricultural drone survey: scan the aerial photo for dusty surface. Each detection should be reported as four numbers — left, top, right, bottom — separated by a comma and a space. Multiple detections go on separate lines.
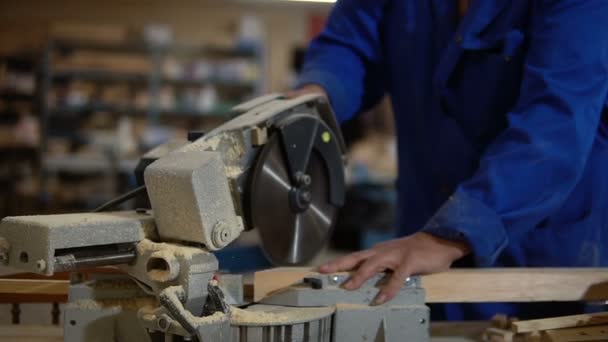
230, 305, 334, 326
144, 149, 242, 249
68, 297, 158, 311
178, 132, 246, 179
159, 286, 227, 326
224, 165, 243, 178
2, 211, 146, 228
147, 269, 171, 282
185, 311, 226, 325
0, 211, 149, 274
137, 239, 207, 261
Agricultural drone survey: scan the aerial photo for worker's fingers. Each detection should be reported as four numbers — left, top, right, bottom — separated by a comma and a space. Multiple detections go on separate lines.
283, 89, 300, 99
284, 84, 327, 99
373, 265, 411, 306
319, 250, 376, 274
342, 256, 385, 290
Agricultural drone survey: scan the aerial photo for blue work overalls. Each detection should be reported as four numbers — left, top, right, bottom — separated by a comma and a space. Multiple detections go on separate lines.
299, 0, 608, 320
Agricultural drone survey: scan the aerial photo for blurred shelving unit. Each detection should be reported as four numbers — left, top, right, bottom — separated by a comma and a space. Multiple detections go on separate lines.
0, 54, 41, 217
39, 38, 265, 212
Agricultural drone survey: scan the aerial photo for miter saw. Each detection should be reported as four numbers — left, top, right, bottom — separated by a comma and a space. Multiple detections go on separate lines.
0, 94, 429, 341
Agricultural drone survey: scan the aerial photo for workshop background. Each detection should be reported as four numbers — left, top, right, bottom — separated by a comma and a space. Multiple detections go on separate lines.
0, 0, 397, 333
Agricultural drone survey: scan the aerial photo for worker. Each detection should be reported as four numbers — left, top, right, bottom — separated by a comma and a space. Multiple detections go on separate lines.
290, 0, 608, 320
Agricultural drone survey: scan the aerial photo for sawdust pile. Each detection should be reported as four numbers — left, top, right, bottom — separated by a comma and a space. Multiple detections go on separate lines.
137, 239, 206, 261
185, 310, 227, 325
69, 297, 158, 311
230, 307, 285, 324
230, 306, 334, 325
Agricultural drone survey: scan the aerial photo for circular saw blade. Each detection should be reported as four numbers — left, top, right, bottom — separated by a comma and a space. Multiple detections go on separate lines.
249, 134, 337, 266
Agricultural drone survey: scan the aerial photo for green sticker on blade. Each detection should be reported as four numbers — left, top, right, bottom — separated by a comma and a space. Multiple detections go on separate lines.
322, 131, 331, 143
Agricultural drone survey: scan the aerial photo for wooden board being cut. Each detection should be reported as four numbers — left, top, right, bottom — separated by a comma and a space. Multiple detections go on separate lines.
422, 268, 608, 303
512, 312, 608, 333
253, 267, 317, 301
253, 268, 608, 303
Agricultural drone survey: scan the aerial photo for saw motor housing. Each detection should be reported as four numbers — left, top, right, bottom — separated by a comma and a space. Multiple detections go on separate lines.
144, 93, 345, 255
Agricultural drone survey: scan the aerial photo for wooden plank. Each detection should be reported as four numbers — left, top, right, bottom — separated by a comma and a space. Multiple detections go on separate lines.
482, 327, 516, 341
0, 279, 69, 296
253, 268, 608, 303
253, 267, 316, 301
512, 312, 608, 333
423, 268, 608, 303
0, 266, 125, 279
4, 268, 605, 305
542, 325, 608, 342
0, 267, 124, 303
430, 321, 490, 339
0, 293, 67, 303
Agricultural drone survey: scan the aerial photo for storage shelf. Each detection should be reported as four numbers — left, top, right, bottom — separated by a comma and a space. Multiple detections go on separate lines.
44, 155, 138, 174
53, 39, 258, 58
52, 70, 149, 83
0, 91, 35, 101
161, 77, 256, 89
38, 38, 265, 212
49, 104, 235, 119
52, 70, 256, 89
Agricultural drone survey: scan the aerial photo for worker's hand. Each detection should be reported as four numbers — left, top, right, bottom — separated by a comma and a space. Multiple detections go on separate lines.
319, 232, 470, 305
284, 84, 327, 99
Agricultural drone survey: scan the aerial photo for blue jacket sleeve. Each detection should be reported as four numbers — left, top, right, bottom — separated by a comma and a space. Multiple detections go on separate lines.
423, 0, 608, 266
298, 0, 387, 122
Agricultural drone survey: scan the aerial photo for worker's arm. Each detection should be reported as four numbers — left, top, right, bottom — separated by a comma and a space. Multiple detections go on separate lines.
422, 0, 608, 266
322, 0, 608, 304
293, 0, 387, 121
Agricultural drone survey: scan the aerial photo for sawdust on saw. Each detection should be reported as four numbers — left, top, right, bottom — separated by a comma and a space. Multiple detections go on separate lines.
137, 239, 207, 261
147, 269, 171, 282
177, 132, 246, 178
230, 305, 335, 326
224, 165, 243, 178
179, 132, 245, 161
69, 297, 158, 311
3, 211, 150, 228
145, 249, 180, 282
159, 286, 228, 325
185, 310, 227, 325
